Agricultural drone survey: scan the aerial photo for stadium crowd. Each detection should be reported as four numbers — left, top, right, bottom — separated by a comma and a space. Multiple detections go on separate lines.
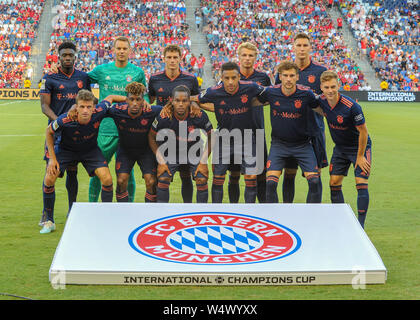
44, 0, 191, 81
339, 0, 419, 91
0, 0, 45, 88
200, 0, 370, 91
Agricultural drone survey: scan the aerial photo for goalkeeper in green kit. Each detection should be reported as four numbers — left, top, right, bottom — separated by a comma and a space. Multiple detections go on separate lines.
87, 36, 149, 202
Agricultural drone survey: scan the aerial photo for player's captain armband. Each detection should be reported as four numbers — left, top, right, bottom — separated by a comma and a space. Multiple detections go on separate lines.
52, 120, 59, 131
40, 79, 46, 90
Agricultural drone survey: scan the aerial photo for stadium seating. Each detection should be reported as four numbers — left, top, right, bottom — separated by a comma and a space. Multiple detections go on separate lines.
200, 0, 369, 90
339, 0, 419, 91
43, 0, 191, 81
0, 0, 45, 88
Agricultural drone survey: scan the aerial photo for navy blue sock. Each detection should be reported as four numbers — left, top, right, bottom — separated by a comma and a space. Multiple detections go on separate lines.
356, 183, 369, 228
306, 174, 321, 203
196, 182, 208, 203
257, 176, 266, 203
43, 184, 55, 223
211, 176, 225, 203
145, 190, 157, 203
244, 177, 257, 203
157, 179, 171, 203
266, 175, 279, 203
282, 173, 296, 203
181, 174, 193, 203
228, 175, 240, 203
330, 185, 344, 203
101, 184, 113, 202
65, 169, 78, 212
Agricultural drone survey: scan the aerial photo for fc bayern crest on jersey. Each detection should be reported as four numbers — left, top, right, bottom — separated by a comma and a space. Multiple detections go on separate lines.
128, 212, 301, 265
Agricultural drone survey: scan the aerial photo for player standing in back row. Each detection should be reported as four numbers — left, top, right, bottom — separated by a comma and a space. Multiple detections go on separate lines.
88, 36, 148, 203
39, 41, 91, 225
148, 45, 200, 203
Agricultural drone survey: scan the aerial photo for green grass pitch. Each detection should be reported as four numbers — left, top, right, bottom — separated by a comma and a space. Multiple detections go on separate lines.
0, 99, 419, 300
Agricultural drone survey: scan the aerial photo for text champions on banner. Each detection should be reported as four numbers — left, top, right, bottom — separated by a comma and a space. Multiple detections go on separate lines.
0, 88, 100, 100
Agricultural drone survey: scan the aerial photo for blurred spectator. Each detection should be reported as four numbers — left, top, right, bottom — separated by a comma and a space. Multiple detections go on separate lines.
43, 0, 192, 82
340, 0, 419, 91
0, 0, 45, 88
201, 0, 367, 90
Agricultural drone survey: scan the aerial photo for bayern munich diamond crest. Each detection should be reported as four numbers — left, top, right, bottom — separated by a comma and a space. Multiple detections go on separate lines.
128, 212, 301, 265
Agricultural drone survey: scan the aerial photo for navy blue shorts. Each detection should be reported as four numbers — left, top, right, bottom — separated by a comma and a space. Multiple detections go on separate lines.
284, 133, 328, 170
56, 146, 108, 177
226, 140, 267, 176
115, 147, 157, 177
266, 139, 318, 173
329, 144, 372, 179
43, 134, 61, 161
160, 163, 207, 180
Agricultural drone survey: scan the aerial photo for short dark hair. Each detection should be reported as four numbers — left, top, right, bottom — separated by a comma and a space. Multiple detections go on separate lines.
277, 60, 299, 74
113, 36, 130, 47
221, 62, 240, 73
172, 85, 191, 98
294, 32, 312, 43
58, 41, 77, 53
163, 45, 182, 57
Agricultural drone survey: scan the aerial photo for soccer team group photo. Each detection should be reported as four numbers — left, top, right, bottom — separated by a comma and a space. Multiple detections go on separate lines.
1, 0, 419, 302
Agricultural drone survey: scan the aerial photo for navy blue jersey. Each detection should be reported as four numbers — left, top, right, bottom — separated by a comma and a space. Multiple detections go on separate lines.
50, 100, 110, 152
258, 84, 319, 143
151, 110, 213, 163
198, 81, 265, 132
240, 69, 271, 130
108, 103, 162, 152
318, 94, 371, 149
148, 70, 200, 106
275, 60, 327, 130
40, 68, 91, 123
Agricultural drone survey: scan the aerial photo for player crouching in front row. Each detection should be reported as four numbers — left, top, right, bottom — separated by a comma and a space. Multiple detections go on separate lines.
40, 90, 125, 234
148, 85, 213, 203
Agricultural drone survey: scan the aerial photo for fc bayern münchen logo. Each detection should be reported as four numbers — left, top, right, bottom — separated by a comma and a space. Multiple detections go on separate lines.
128, 212, 301, 265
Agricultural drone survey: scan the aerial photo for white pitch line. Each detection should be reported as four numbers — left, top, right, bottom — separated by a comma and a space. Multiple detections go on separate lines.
0, 114, 43, 116
0, 134, 43, 137
0, 101, 25, 106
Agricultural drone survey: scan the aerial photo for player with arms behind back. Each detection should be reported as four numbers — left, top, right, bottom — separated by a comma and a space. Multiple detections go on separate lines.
317, 71, 372, 228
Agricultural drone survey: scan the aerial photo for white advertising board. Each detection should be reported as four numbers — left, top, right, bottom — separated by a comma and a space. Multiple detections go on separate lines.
49, 203, 386, 286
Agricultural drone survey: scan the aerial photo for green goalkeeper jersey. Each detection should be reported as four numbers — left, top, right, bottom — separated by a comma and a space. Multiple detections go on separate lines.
88, 61, 148, 136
